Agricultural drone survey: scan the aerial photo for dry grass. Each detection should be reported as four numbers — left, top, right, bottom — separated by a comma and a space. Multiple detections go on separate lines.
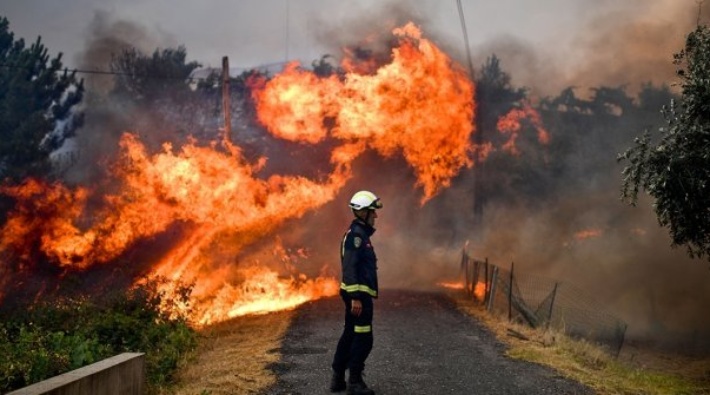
620, 345, 710, 384
165, 310, 295, 395
448, 291, 710, 395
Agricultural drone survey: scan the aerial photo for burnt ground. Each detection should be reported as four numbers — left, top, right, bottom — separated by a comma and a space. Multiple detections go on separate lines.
263, 289, 594, 395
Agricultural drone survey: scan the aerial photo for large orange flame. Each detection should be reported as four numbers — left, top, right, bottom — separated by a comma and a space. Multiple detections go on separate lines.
0, 22, 482, 325
0, 134, 348, 324
252, 22, 476, 203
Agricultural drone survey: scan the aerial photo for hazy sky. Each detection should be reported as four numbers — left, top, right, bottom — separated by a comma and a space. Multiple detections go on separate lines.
4, 0, 699, 95
2, 0, 626, 68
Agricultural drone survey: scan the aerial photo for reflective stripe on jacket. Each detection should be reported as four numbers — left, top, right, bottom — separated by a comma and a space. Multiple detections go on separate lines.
340, 219, 378, 299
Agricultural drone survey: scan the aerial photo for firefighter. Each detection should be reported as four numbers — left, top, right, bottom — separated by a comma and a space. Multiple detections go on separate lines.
330, 190, 382, 395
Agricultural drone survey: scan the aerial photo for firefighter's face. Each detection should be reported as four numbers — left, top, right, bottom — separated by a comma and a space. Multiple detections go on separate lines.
364, 208, 377, 227
356, 208, 378, 227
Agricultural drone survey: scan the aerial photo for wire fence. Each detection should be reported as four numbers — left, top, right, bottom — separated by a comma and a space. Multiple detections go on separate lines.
459, 250, 628, 356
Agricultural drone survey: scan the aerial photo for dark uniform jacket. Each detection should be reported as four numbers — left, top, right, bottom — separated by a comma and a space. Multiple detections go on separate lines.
340, 219, 378, 299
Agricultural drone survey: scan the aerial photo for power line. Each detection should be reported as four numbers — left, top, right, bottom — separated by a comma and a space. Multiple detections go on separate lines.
0, 62, 210, 81
0, 61, 292, 81
285, 0, 290, 62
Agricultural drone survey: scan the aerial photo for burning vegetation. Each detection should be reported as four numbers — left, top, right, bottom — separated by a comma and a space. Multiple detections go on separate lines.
0, 22, 548, 326
2, 4, 709, 353
3, 4, 710, 393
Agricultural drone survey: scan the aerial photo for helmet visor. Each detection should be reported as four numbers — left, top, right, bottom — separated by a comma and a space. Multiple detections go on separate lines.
368, 199, 383, 210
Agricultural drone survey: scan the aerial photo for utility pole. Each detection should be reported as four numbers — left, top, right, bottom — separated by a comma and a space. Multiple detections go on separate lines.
456, 0, 484, 239
285, 0, 290, 62
222, 56, 232, 142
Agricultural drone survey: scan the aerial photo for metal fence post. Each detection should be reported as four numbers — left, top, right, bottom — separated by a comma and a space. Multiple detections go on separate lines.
508, 261, 514, 322
454, 255, 628, 356
484, 258, 489, 304
467, 257, 472, 296
471, 259, 481, 300
487, 265, 498, 312
616, 322, 628, 358
461, 250, 469, 296
547, 282, 559, 328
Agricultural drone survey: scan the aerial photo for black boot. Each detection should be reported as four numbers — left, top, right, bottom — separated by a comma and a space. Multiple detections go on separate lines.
347, 372, 374, 395
330, 371, 346, 392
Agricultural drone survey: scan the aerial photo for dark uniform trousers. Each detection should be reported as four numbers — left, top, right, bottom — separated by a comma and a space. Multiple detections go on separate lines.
332, 290, 374, 376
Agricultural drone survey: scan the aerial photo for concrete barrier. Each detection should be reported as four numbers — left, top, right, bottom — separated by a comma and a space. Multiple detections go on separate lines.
7, 353, 145, 395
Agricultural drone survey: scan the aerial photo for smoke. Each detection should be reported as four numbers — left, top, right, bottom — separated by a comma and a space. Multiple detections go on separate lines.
308, 1, 431, 55
5, 0, 709, 345
561, 0, 703, 95
77, 11, 161, 94
289, 0, 710, 345
473, 35, 560, 99
468, 192, 710, 345
65, 12, 155, 183
472, 0, 710, 97
66, 11, 195, 184
430, 0, 710, 345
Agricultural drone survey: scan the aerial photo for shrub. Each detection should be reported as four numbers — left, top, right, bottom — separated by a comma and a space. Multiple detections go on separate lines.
0, 279, 197, 393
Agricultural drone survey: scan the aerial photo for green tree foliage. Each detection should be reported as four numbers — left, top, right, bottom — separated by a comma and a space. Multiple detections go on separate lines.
110, 46, 200, 104
0, 16, 84, 182
107, 46, 205, 143
620, 25, 710, 261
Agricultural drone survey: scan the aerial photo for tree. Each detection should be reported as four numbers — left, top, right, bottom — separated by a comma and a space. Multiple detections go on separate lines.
637, 82, 674, 114
620, 24, 710, 261
106, 46, 206, 145
110, 46, 200, 104
473, 55, 528, 206
311, 54, 340, 77
588, 86, 634, 116
476, 55, 527, 135
0, 16, 84, 182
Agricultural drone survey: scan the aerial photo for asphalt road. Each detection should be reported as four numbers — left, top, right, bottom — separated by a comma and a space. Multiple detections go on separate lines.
264, 289, 594, 395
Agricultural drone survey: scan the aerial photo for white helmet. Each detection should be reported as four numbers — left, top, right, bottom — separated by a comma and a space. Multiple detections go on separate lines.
349, 190, 383, 211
